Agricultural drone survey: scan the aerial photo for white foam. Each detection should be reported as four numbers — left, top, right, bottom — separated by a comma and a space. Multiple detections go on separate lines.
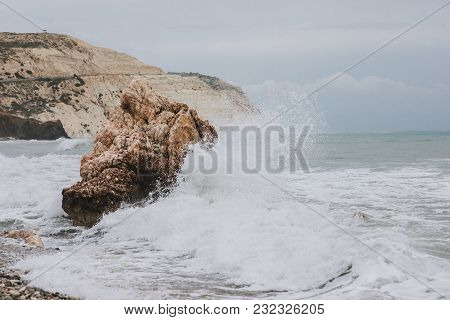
53, 138, 90, 152
12, 136, 450, 299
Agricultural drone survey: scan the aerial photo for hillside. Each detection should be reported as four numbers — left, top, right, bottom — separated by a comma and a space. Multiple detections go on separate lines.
0, 32, 256, 138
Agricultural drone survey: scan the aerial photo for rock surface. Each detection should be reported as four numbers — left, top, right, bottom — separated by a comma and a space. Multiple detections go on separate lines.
0, 111, 67, 140
0, 268, 73, 300
0, 232, 73, 299
62, 80, 217, 226
0, 32, 256, 138
4, 230, 44, 248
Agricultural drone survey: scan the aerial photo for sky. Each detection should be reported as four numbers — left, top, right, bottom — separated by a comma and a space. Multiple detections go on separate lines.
1, 0, 449, 132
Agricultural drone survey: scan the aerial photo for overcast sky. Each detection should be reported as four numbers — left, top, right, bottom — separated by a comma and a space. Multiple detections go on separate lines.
1, 0, 449, 132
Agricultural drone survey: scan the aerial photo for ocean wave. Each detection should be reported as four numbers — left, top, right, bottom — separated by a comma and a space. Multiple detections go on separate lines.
53, 138, 91, 152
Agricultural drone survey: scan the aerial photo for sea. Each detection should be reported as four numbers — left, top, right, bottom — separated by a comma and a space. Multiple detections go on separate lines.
1, 89, 449, 299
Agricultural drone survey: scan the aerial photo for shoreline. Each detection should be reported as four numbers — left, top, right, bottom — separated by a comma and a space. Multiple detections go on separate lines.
0, 266, 75, 300
0, 237, 78, 300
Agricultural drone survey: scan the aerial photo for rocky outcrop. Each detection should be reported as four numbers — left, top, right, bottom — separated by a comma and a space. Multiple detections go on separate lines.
62, 80, 217, 226
0, 32, 256, 138
0, 112, 68, 140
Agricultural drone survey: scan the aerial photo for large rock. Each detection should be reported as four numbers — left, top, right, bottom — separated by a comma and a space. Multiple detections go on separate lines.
62, 80, 217, 226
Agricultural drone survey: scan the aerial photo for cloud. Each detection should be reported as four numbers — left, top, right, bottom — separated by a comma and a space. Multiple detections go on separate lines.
245, 74, 450, 132
2, 0, 450, 86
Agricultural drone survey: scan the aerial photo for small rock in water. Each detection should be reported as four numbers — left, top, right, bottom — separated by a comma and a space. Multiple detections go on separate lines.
4, 230, 44, 248
9, 289, 20, 297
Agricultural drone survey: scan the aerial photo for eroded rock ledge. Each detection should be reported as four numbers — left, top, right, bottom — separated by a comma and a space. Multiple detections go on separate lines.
0, 112, 68, 140
62, 80, 217, 227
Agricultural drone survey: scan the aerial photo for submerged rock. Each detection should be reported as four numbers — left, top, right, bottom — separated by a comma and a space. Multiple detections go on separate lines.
4, 230, 44, 248
62, 80, 217, 226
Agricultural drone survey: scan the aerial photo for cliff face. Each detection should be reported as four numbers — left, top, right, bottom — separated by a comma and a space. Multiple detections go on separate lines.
0, 112, 68, 140
0, 32, 255, 138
